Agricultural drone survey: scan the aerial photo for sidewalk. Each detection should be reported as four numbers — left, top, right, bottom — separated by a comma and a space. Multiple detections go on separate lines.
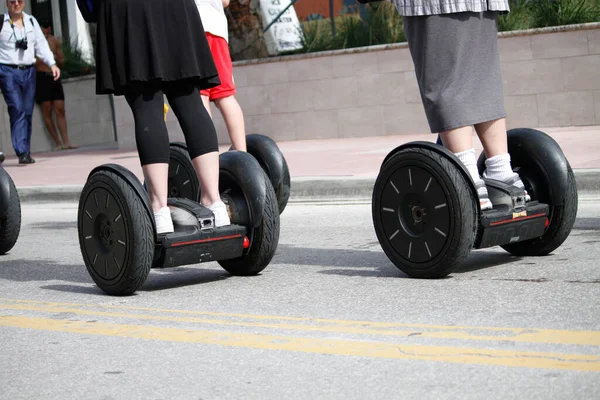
2, 126, 600, 203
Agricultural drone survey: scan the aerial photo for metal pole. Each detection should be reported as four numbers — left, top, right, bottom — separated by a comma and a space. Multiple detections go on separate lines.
330, 0, 336, 37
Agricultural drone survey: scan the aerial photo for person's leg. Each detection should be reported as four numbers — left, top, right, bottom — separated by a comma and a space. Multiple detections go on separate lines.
22, 67, 36, 161
474, 118, 507, 157
124, 84, 173, 234
205, 33, 246, 151
475, 118, 530, 199
215, 96, 246, 151
54, 100, 75, 149
201, 94, 212, 118
440, 126, 492, 210
0, 67, 28, 159
166, 82, 230, 227
41, 101, 62, 149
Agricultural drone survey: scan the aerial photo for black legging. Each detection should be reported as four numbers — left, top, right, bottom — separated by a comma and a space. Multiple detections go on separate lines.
124, 81, 218, 165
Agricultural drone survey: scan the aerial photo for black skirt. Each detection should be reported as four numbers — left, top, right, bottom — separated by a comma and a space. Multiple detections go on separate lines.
95, 0, 220, 95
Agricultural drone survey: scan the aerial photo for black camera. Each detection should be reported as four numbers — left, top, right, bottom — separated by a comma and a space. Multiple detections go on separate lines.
15, 38, 28, 50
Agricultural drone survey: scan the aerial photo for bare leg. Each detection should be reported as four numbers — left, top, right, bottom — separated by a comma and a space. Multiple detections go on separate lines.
142, 163, 170, 212
474, 117, 529, 199
54, 100, 76, 148
439, 125, 492, 210
215, 96, 247, 151
41, 101, 61, 149
191, 151, 221, 206
474, 118, 507, 158
438, 126, 474, 153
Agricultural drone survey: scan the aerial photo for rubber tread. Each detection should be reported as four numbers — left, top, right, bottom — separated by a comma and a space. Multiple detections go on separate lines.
79, 170, 154, 295
218, 170, 280, 275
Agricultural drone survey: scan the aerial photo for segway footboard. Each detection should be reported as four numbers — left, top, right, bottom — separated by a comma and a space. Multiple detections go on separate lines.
474, 179, 549, 249
154, 198, 249, 268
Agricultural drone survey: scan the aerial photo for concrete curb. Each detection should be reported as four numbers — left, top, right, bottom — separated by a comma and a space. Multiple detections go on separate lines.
15, 169, 600, 204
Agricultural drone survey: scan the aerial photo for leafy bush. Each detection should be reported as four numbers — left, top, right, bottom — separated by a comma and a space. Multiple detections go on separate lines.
498, 0, 535, 31
60, 38, 96, 79
531, 0, 600, 27
294, 2, 404, 54
499, 0, 600, 31
294, 0, 599, 54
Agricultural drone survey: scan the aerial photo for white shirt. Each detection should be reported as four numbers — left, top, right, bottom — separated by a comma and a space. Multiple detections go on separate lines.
195, 0, 229, 42
0, 12, 55, 67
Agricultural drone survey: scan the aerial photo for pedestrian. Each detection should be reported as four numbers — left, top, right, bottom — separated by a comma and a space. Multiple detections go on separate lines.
390, 0, 530, 210
35, 19, 76, 151
0, 0, 60, 164
91, 0, 230, 234
195, 0, 247, 151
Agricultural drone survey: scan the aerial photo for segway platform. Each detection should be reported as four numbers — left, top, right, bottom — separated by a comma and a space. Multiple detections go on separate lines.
156, 198, 248, 268
476, 180, 549, 249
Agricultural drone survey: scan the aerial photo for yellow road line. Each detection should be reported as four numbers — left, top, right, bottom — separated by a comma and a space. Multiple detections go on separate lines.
1, 315, 599, 372
1, 299, 600, 346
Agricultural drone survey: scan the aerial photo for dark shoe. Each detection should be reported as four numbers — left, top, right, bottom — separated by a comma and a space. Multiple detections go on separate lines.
0, 152, 4, 164
18, 154, 35, 164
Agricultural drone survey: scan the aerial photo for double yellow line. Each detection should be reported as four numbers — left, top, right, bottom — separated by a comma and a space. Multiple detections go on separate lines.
1, 298, 599, 371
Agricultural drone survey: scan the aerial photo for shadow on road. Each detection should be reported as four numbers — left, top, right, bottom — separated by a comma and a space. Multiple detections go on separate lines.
275, 244, 527, 278
0, 258, 231, 295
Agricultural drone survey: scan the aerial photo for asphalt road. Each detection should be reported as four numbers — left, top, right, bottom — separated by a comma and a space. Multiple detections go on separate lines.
1, 197, 599, 399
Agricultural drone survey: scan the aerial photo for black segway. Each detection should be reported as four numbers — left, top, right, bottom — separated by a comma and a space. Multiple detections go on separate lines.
372, 128, 578, 278
167, 134, 291, 214
77, 150, 280, 296
0, 155, 21, 255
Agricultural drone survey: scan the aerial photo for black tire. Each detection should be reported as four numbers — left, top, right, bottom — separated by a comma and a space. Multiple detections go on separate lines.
0, 173, 21, 255
372, 148, 477, 278
500, 165, 578, 256
278, 156, 291, 213
78, 170, 155, 295
218, 170, 280, 276
167, 144, 200, 202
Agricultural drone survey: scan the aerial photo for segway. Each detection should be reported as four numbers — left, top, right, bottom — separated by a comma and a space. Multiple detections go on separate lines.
166, 134, 291, 214
0, 155, 22, 255
77, 150, 280, 296
372, 128, 578, 278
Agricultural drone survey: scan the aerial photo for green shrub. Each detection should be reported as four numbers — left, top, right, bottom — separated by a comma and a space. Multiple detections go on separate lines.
294, 2, 403, 54
531, 0, 600, 27
498, 0, 534, 31
289, 0, 600, 56
60, 38, 96, 79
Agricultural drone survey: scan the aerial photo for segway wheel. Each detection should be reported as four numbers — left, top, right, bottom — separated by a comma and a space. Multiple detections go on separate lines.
218, 170, 280, 276
372, 148, 477, 278
78, 170, 155, 295
0, 171, 21, 255
167, 143, 199, 202
501, 165, 578, 256
278, 157, 291, 213
241, 134, 291, 215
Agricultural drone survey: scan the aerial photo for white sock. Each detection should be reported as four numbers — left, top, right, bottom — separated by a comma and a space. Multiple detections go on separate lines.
455, 149, 492, 210
484, 153, 525, 189
455, 149, 485, 193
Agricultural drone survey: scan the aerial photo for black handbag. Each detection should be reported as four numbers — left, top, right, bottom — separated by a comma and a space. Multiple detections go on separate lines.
77, 0, 100, 23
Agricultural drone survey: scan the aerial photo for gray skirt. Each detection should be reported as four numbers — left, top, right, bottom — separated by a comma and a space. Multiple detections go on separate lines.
403, 11, 506, 133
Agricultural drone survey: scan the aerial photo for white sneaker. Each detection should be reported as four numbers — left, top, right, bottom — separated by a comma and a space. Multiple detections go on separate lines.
207, 200, 231, 227
154, 206, 174, 234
